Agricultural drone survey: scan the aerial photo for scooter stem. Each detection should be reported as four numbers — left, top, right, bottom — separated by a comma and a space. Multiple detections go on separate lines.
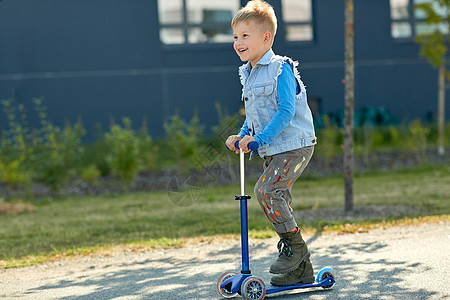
240, 148, 245, 196
238, 148, 251, 274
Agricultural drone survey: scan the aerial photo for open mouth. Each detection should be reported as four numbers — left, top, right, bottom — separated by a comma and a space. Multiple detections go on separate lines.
238, 48, 248, 53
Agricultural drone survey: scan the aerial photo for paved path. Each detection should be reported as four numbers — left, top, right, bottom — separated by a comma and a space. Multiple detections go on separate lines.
1, 222, 448, 299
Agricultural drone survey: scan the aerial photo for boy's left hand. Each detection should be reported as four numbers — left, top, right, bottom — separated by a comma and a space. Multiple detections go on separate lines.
239, 135, 256, 153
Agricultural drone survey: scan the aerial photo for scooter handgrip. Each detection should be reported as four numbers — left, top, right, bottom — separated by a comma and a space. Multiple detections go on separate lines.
225, 142, 236, 150
225, 141, 259, 151
248, 141, 259, 151
234, 141, 259, 151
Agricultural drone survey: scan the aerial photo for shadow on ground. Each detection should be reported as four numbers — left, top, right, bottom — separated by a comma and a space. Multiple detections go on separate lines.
23, 234, 438, 300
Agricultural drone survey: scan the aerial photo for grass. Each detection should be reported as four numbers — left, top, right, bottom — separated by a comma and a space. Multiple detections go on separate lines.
292, 166, 449, 214
0, 165, 449, 269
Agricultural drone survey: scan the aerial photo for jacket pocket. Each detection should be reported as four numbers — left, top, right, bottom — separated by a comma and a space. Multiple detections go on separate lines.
253, 83, 274, 96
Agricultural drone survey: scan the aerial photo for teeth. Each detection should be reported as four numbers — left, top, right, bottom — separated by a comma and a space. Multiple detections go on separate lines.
239, 49, 247, 53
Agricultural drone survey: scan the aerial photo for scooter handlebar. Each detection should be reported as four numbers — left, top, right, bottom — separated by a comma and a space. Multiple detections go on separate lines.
229, 141, 259, 152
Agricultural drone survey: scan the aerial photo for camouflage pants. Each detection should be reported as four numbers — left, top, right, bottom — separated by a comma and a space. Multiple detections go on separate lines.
254, 146, 314, 233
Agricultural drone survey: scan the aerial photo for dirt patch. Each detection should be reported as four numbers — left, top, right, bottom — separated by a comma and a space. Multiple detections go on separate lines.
0, 200, 35, 215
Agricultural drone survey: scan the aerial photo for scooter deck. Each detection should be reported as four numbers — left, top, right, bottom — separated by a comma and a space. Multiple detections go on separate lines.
220, 268, 335, 295
265, 276, 336, 295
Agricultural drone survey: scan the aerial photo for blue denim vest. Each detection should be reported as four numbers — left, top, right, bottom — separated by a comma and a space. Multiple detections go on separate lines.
239, 49, 317, 158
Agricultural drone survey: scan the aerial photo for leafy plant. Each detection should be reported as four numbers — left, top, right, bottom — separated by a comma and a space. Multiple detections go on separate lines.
212, 102, 242, 141
136, 119, 157, 171
0, 98, 86, 193
163, 113, 204, 172
415, 0, 449, 155
30, 119, 86, 192
105, 118, 142, 186
0, 99, 31, 189
315, 115, 340, 168
81, 165, 101, 186
407, 119, 430, 162
0, 156, 31, 189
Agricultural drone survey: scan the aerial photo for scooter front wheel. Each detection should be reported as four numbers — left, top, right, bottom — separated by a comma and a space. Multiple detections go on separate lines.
240, 276, 266, 300
217, 272, 238, 298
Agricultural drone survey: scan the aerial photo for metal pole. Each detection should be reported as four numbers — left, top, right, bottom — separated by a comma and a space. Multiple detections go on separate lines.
240, 148, 245, 195
239, 149, 250, 273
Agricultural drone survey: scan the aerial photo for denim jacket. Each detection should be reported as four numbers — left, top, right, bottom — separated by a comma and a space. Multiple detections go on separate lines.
238, 49, 317, 159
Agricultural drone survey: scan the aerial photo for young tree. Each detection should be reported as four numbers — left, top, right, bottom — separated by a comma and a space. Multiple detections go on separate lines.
415, 0, 449, 156
344, 0, 355, 212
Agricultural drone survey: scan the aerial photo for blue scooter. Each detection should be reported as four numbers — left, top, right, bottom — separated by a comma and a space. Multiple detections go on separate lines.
218, 141, 335, 299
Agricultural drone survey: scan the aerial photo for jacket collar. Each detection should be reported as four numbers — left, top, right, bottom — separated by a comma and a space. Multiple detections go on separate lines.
256, 48, 275, 66
240, 48, 274, 71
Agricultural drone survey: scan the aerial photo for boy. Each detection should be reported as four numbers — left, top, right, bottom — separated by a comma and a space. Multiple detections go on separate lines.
225, 0, 317, 286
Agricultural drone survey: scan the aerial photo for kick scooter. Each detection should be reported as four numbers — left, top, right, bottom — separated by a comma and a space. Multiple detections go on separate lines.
218, 141, 335, 299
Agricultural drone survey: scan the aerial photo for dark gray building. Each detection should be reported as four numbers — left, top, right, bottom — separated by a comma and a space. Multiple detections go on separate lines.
0, 0, 447, 137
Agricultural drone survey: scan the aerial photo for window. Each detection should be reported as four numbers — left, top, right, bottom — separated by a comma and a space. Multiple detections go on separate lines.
282, 0, 314, 42
158, 0, 240, 45
390, 0, 447, 39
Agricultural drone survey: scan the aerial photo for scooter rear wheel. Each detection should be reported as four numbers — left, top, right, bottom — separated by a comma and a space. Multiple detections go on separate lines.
321, 271, 335, 290
217, 272, 238, 298
240, 276, 266, 300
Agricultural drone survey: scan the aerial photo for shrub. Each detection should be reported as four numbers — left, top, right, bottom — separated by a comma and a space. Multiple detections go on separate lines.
163, 113, 204, 172
315, 116, 340, 168
0, 99, 32, 189
407, 119, 430, 162
210, 102, 242, 170
137, 119, 157, 171
355, 126, 386, 166
30, 119, 86, 192
0, 98, 86, 193
81, 164, 101, 186
0, 157, 31, 189
212, 102, 242, 141
389, 125, 406, 152
105, 118, 141, 186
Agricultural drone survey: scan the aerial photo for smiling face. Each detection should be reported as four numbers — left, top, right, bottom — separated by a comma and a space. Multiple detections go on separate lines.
233, 20, 272, 68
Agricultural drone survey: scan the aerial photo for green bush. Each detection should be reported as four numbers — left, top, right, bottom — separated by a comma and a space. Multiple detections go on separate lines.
407, 119, 430, 162
0, 99, 32, 189
105, 118, 142, 186
0, 98, 85, 193
315, 116, 341, 167
0, 156, 31, 189
355, 126, 386, 165
82, 125, 111, 177
163, 113, 204, 172
81, 164, 101, 186
389, 125, 405, 151
30, 99, 86, 191
212, 102, 241, 141
30, 120, 86, 192
137, 119, 157, 171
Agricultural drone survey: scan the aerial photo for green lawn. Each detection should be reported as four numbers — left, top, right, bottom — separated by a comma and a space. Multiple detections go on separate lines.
0, 165, 449, 268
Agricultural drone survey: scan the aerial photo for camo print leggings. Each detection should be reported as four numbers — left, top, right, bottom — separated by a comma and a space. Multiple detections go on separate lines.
254, 146, 314, 234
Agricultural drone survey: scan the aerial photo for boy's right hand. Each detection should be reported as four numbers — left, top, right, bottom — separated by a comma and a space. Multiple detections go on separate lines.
225, 135, 242, 154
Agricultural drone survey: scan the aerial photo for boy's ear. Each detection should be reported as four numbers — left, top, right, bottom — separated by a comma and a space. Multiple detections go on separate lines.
264, 31, 272, 43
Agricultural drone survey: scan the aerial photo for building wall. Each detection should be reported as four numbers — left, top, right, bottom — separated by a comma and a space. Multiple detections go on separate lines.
0, 0, 447, 139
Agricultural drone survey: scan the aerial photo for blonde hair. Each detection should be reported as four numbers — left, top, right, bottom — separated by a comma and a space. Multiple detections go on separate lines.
231, 0, 277, 41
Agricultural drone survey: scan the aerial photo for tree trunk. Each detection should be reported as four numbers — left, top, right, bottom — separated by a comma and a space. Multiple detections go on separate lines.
344, 0, 355, 212
438, 65, 445, 156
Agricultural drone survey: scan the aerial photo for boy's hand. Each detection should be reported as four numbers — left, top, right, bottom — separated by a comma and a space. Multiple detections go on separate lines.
226, 135, 242, 154
239, 135, 256, 153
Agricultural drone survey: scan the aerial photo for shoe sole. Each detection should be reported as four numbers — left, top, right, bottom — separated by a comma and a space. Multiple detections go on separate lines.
270, 276, 315, 287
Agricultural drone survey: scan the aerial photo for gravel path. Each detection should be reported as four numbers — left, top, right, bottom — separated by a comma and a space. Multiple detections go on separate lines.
0, 222, 448, 300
